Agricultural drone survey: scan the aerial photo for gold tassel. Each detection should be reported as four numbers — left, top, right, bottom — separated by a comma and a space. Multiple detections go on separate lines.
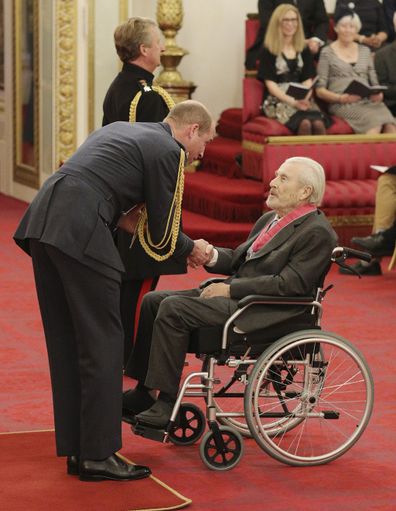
135, 150, 185, 261
128, 84, 180, 260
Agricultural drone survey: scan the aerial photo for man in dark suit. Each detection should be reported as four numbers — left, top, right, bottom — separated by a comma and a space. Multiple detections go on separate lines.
375, 40, 396, 116
245, 0, 329, 69
122, 157, 338, 428
102, 17, 183, 366
13, 100, 215, 481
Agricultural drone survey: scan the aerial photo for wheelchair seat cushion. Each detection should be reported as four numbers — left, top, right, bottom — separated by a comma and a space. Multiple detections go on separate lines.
188, 316, 318, 358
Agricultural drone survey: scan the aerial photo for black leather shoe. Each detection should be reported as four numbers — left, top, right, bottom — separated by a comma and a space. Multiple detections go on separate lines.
67, 455, 80, 475
135, 399, 174, 429
339, 260, 382, 276
122, 388, 156, 424
79, 453, 151, 482
351, 232, 395, 257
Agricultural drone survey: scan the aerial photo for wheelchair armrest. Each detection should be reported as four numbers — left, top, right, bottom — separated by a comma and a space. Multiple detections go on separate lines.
237, 295, 315, 308
199, 277, 227, 289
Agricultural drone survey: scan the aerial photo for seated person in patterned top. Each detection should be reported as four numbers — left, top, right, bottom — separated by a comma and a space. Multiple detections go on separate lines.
122, 157, 338, 428
258, 4, 330, 135
316, 8, 396, 135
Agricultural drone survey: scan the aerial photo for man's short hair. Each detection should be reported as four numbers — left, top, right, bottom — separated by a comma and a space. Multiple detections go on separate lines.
165, 100, 213, 135
283, 157, 326, 206
114, 17, 157, 63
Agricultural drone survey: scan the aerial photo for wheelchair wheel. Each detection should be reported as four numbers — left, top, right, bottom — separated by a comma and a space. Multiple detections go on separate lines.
169, 403, 206, 446
199, 425, 244, 471
245, 330, 374, 467
201, 355, 252, 437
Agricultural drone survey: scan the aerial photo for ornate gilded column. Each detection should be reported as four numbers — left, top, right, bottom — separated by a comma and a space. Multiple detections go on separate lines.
55, 0, 77, 165
156, 0, 196, 102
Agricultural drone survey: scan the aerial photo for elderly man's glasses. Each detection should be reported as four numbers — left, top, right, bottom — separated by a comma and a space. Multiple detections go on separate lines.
281, 17, 298, 24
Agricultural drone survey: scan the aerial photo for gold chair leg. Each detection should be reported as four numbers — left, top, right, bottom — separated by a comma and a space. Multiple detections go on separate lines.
388, 244, 396, 271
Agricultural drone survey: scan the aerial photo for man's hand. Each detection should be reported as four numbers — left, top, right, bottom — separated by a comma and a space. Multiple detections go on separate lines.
117, 204, 144, 233
200, 282, 230, 299
306, 38, 320, 54
188, 239, 214, 268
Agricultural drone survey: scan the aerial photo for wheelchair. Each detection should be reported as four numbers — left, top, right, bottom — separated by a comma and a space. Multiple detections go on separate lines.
133, 247, 374, 470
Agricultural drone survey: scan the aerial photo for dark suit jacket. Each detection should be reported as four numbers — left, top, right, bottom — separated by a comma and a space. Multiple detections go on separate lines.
14, 122, 194, 281
375, 41, 396, 110
383, 0, 396, 41
207, 209, 337, 332
246, 0, 329, 69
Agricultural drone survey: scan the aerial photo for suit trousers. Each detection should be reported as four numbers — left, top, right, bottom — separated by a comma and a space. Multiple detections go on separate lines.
125, 289, 238, 397
30, 240, 123, 459
373, 173, 396, 231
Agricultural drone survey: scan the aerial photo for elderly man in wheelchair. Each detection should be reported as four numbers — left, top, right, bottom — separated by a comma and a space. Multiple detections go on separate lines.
123, 156, 374, 470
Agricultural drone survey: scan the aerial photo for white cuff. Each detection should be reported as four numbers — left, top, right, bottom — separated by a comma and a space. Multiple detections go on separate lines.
205, 248, 219, 267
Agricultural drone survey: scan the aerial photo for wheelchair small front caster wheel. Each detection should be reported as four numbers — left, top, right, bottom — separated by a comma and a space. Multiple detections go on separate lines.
199, 426, 244, 471
168, 403, 206, 446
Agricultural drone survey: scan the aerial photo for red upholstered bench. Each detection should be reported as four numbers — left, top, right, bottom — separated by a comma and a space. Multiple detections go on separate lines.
242, 15, 396, 244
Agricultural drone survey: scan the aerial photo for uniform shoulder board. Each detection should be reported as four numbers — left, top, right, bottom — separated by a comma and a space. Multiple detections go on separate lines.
129, 81, 175, 123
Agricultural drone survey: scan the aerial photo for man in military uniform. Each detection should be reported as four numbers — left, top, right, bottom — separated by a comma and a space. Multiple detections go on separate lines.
14, 100, 216, 481
102, 17, 188, 368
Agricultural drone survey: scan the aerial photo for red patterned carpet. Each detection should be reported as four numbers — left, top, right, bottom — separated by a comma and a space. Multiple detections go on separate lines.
1, 193, 396, 510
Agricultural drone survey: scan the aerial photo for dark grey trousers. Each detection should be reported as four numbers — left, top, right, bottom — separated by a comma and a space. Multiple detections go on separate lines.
125, 288, 238, 397
30, 240, 123, 459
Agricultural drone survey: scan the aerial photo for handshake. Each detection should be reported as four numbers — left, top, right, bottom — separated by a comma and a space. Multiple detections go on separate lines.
187, 239, 214, 269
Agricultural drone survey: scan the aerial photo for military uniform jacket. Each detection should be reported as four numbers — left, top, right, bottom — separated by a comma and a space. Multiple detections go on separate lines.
207, 209, 337, 333
102, 62, 186, 279
102, 63, 170, 126
14, 122, 194, 282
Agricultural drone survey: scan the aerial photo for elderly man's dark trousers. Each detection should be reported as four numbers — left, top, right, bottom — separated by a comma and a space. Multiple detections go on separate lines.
125, 289, 238, 397
30, 240, 123, 460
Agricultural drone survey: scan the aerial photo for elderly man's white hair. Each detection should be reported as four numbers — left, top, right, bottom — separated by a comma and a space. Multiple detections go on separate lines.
281, 157, 326, 206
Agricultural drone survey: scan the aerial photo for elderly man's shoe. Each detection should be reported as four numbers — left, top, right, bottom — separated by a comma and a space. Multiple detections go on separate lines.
79, 453, 151, 482
67, 455, 80, 475
339, 260, 382, 276
351, 232, 394, 257
122, 388, 156, 424
135, 399, 174, 429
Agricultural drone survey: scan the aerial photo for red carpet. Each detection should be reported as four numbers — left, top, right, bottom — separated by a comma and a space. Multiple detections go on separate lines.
1, 193, 396, 510
0, 430, 191, 511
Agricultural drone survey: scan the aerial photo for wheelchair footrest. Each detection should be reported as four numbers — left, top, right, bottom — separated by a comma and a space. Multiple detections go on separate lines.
322, 410, 340, 419
132, 422, 169, 442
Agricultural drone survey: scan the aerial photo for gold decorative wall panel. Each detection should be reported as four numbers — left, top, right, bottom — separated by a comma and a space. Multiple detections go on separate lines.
55, 0, 77, 165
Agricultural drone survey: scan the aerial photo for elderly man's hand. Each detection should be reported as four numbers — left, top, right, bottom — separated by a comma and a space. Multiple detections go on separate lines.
200, 282, 230, 299
188, 239, 214, 268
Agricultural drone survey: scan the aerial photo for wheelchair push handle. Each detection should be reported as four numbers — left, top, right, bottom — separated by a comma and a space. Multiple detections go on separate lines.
331, 246, 372, 263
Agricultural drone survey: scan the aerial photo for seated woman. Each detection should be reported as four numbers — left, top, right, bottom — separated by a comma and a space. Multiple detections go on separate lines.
257, 4, 329, 136
316, 8, 396, 135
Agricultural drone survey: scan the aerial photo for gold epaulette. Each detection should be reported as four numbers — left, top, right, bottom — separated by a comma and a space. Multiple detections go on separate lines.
129, 81, 175, 123
135, 150, 185, 261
